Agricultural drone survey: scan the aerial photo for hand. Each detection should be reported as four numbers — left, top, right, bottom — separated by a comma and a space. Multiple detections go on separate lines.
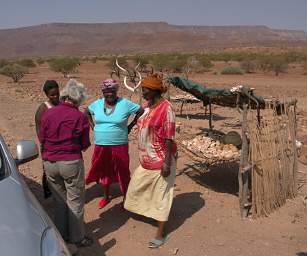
127, 125, 132, 134
127, 123, 135, 134
40, 143, 44, 153
161, 162, 171, 177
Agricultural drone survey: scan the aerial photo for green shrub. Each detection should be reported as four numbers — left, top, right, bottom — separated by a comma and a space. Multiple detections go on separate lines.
184, 56, 200, 74
148, 53, 189, 73
240, 60, 257, 73
0, 59, 9, 69
197, 55, 213, 71
283, 52, 305, 63
257, 55, 271, 72
150, 54, 173, 72
48, 57, 80, 77
169, 55, 188, 72
183, 55, 212, 74
17, 59, 36, 68
133, 56, 150, 71
267, 56, 288, 76
36, 58, 45, 65
0, 64, 28, 83
191, 51, 307, 66
90, 57, 98, 64
221, 66, 245, 75
107, 56, 128, 70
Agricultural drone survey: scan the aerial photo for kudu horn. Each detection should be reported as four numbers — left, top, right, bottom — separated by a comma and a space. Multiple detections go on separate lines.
116, 59, 142, 93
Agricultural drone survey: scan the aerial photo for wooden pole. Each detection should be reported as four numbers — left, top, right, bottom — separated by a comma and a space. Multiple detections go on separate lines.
292, 101, 298, 196
180, 100, 185, 115
209, 98, 213, 131
239, 104, 250, 218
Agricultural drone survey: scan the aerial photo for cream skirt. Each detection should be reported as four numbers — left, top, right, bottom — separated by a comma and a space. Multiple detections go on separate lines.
124, 162, 176, 222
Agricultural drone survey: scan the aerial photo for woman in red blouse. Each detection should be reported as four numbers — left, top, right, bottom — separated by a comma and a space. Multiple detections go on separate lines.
124, 74, 177, 249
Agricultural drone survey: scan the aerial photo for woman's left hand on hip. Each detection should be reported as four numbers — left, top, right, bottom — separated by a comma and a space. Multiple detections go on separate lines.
161, 163, 171, 177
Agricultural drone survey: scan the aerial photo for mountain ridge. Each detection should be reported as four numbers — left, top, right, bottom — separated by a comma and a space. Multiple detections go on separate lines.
0, 22, 306, 58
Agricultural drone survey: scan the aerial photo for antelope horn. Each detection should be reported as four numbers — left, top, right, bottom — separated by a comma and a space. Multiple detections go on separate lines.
133, 62, 142, 90
110, 71, 116, 79
149, 66, 154, 74
134, 69, 142, 90
115, 59, 128, 73
123, 70, 142, 92
123, 76, 136, 92
110, 69, 120, 79
116, 58, 134, 91
135, 62, 140, 70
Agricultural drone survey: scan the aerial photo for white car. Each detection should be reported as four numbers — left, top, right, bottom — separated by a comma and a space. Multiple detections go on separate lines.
0, 135, 71, 256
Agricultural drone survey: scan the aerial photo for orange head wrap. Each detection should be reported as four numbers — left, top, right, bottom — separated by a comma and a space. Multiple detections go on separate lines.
141, 74, 167, 93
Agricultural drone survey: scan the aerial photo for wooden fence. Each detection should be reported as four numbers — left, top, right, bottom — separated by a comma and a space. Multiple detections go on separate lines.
246, 100, 297, 217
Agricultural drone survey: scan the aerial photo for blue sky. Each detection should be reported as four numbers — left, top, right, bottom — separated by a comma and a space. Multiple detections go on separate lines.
1, 0, 306, 32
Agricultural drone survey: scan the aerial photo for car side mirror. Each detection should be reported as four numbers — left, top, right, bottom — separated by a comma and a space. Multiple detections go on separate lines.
15, 140, 39, 166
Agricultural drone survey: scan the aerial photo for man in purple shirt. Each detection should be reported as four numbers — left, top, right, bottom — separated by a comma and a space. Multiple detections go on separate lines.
40, 79, 92, 248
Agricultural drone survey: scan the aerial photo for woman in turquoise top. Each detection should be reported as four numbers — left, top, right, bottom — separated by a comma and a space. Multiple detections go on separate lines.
85, 79, 143, 208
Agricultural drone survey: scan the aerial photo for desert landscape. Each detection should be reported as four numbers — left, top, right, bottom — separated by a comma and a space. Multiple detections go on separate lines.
1, 52, 307, 256
1, 18, 307, 256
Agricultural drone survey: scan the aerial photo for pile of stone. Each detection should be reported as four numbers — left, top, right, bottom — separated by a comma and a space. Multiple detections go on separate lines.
182, 135, 240, 163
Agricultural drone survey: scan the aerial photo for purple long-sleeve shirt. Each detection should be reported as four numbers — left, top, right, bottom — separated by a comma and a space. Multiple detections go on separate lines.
39, 102, 91, 161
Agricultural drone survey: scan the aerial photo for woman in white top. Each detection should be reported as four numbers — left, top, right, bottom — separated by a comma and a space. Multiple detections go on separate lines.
35, 80, 60, 198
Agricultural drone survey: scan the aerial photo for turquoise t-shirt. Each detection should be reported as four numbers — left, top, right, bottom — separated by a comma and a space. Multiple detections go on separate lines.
88, 98, 140, 145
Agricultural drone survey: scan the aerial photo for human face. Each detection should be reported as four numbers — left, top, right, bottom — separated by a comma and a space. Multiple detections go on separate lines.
46, 87, 60, 106
142, 87, 158, 102
103, 88, 118, 104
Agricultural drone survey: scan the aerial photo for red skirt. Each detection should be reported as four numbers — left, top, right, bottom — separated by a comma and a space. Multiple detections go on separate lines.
86, 144, 130, 194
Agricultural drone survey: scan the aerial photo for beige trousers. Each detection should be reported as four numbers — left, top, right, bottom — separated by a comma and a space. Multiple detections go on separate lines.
44, 159, 85, 243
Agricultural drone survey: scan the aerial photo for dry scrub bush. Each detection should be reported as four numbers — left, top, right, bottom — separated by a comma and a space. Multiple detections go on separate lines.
36, 58, 45, 65
221, 66, 245, 75
0, 59, 9, 69
0, 64, 28, 83
16, 59, 36, 68
48, 57, 80, 77
240, 60, 257, 73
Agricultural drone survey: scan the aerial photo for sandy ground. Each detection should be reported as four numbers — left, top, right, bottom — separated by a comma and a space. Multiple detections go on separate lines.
0, 61, 307, 256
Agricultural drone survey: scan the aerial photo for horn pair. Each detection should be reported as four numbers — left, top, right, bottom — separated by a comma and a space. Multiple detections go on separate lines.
115, 59, 142, 92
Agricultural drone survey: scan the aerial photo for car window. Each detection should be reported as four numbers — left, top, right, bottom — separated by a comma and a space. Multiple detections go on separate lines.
0, 149, 6, 181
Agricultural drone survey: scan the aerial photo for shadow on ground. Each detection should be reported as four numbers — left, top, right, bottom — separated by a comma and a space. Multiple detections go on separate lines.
128, 192, 205, 235
178, 162, 239, 195
177, 112, 228, 121
22, 173, 205, 254
85, 183, 122, 204
86, 202, 130, 241
21, 173, 114, 256
168, 192, 205, 234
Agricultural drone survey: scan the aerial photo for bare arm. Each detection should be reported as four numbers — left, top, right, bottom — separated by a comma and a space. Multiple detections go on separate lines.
34, 103, 47, 138
84, 107, 95, 130
128, 108, 144, 134
161, 139, 173, 177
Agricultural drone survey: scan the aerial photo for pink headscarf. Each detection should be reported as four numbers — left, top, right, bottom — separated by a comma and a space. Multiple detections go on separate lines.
101, 79, 118, 91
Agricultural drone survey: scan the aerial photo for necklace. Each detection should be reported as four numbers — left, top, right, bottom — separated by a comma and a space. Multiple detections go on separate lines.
103, 99, 117, 116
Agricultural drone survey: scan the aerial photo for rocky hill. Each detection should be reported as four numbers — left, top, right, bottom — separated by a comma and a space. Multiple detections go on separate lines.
0, 22, 306, 58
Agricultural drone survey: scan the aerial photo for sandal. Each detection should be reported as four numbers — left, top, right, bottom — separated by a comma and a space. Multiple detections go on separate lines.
148, 235, 169, 249
75, 236, 93, 248
98, 198, 110, 209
